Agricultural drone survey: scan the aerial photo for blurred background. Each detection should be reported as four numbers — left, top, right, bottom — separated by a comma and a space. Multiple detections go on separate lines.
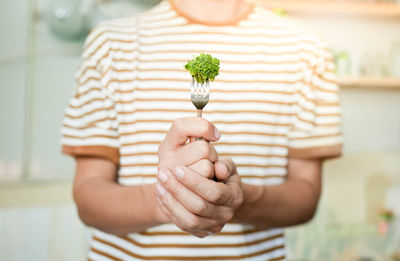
1, 0, 400, 260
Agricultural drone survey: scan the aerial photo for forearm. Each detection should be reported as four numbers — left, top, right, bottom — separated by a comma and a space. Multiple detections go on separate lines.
74, 179, 166, 235
234, 180, 320, 229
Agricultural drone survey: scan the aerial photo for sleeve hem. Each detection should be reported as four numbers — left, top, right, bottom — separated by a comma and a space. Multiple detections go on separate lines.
288, 144, 342, 160
62, 145, 119, 165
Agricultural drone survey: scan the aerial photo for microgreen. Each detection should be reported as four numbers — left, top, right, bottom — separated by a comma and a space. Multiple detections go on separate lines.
184, 53, 220, 84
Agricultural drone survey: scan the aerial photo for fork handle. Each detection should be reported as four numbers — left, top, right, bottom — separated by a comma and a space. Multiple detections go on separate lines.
195, 109, 203, 141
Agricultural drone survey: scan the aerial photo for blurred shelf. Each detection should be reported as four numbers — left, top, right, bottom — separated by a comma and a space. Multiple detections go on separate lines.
0, 179, 72, 206
338, 76, 400, 88
0, 47, 81, 63
254, 0, 400, 18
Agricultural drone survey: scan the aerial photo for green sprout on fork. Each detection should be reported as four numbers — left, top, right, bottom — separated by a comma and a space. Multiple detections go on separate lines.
184, 53, 220, 84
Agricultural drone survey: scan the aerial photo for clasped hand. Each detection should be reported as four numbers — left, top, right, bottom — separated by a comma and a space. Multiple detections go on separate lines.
156, 117, 244, 238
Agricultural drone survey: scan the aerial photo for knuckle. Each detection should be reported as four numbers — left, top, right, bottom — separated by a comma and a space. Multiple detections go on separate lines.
209, 187, 223, 203
192, 200, 207, 214
225, 156, 233, 164
234, 188, 244, 207
179, 226, 191, 234
226, 191, 235, 205
186, 216, 200, 230
221, 155, 233, 164
231, 199, 240, 209
195, 233, 207, 239
195, 159, 214, 178
210, 225, 224, 234
197, 141, 211, 157
236, 195, 244, 208
223, 211, 234, 222
230, 193, 243, 209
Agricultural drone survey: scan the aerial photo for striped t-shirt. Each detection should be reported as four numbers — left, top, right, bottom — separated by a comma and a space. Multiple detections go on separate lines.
62, 1, 342, 260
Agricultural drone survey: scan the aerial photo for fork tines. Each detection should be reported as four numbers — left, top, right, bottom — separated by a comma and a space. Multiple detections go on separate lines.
190, 78, 210, 111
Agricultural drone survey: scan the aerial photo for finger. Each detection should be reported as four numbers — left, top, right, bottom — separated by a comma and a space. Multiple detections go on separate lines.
155, 181, 221, 232
189, 159, 214, 179
155, 196, 172, 218
160, 205, 218, 238
156, 192, 203, 236
191, 231, 210, 238
163, 117, 221, 149
173, 165, 239, 207
214, 156, 236, 182
189, 137, 211, 144
179, 140, 218, 164
157, 169, 220, 218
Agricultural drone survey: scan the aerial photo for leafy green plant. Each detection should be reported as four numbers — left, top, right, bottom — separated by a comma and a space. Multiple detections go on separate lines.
380, 209, 394, 222
184, 53, 220, 84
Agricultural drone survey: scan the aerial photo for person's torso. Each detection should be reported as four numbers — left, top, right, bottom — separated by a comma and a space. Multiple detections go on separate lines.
87, 1, 322, 260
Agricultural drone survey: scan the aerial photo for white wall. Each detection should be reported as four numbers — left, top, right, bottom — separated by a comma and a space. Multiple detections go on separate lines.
0, 205, 89, 261
0, 0, 30, 180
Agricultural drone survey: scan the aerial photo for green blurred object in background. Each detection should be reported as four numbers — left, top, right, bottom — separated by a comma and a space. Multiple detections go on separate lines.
272, 8, 288, 17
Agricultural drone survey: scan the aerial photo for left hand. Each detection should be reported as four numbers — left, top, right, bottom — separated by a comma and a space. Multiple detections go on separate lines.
155, 157, 244, 238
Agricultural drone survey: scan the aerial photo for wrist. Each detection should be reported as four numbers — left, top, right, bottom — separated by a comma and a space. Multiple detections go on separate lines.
233, 183, 264, 222
152, 183, 170, 224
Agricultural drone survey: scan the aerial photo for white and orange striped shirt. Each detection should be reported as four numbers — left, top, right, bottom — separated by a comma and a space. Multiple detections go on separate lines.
62, 1, 342, 260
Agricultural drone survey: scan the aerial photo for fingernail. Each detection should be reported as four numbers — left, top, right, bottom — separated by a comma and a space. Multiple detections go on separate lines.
156, 183, 166, 195
158, 170, 168, 183
214, 128, 221, 140
175, 166, 185, 179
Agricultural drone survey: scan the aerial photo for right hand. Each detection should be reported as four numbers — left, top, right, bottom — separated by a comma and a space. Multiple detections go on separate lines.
158, 117, 221, 179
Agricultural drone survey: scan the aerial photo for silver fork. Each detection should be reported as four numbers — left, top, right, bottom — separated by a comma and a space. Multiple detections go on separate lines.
190, 77, 210, 140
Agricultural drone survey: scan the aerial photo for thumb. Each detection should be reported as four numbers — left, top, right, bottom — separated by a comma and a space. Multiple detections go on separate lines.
214, 157, 236, 182
164, 117, 221, 149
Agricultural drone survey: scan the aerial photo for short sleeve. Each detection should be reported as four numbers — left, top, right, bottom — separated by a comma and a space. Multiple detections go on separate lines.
61, 27, 120, 165
288, 43, 343, 160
